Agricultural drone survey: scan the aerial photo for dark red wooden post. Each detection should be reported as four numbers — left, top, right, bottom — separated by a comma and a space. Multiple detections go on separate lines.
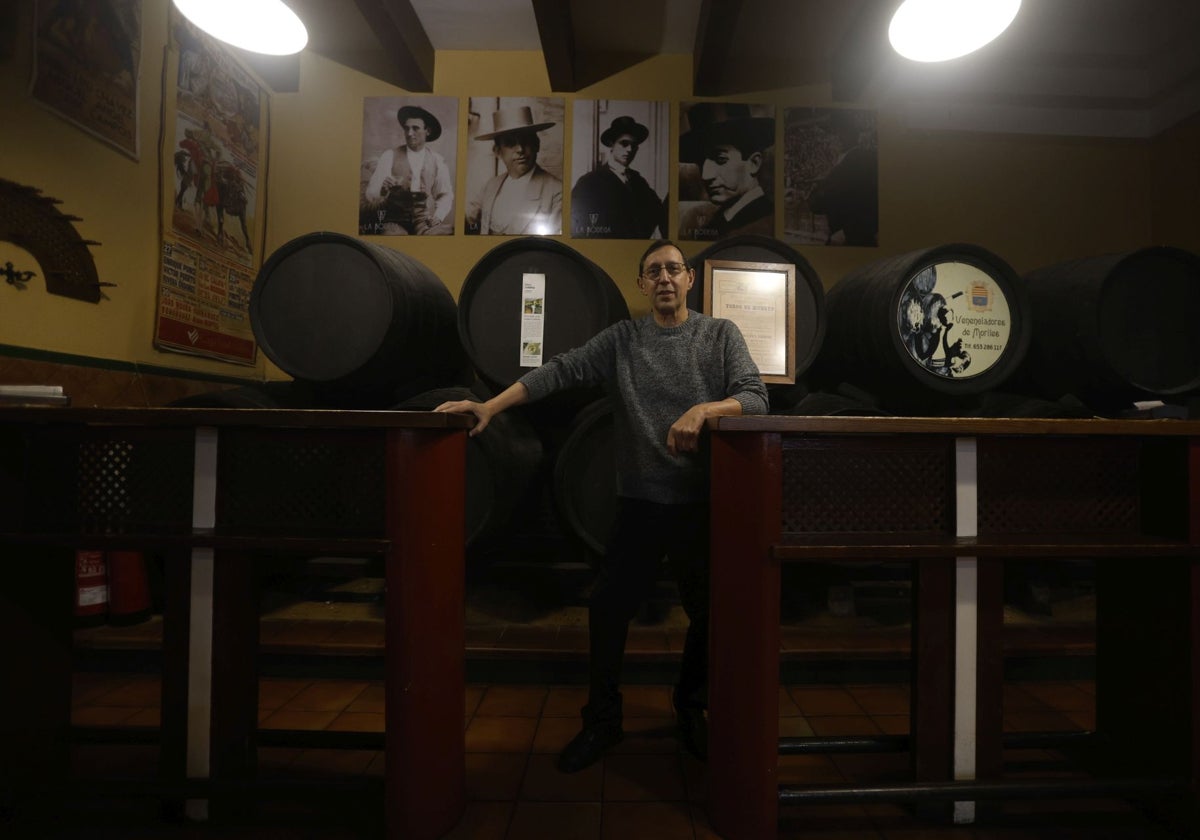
708, 428, 782, 840
384, 427, 466, 839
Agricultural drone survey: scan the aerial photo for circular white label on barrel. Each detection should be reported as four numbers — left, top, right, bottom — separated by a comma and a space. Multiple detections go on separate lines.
895, 261, 1012, 380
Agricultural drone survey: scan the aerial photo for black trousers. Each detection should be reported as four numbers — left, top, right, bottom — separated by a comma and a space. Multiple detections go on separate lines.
584, 497, 710, 726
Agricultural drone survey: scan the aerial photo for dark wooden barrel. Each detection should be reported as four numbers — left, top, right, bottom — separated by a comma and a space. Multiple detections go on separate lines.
552, 398, 617, 556
1020, 246, 1200, 407
395, 387, 543, 550
458, 237, 630, 394
250, 232, 468, 405
686, 234, 827, 384
167, 381, 308, 408
779, 391, 891, 417
813, 243, 1030, 410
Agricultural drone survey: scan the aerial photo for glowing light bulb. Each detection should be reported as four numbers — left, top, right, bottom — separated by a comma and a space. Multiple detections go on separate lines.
173, 0, 308, 56
889, 0, 1021, 63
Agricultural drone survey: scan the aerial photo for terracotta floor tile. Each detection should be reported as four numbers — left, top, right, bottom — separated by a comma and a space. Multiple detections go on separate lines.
621, 685, 673, 717
848, 684, 911, 715
680, 753, 707, 803
466, 685, 488, 716
327, 711, 384, 732
832, 751, 910, 784
1019, 681, 1094, 712
441, 801, 512, 840
505, 802, 603, 839
123, 706, 160, 727
72, 672, 120, 707
791, 686, 868, 716
286, 748, 377, 777
531, 715, 582, 754
345, 682, 385, 713
608, 716, 677, 755
466, 716, 539, 753
91, 675, 161, 707
601, 801, 694, 839
477, 685, 547, 717
466, 752, 528, 800
778, 804, 879, 839
465, 625, 505, 648
543, 685, 588, 718
71, 705, 143, 727
282, 680, 370, 713
777, 753, 845, 785
519, 753, 604, 802
873, 714, 910, 736
603, 753, 686, 801
779, 716, 815, 738
808, 715, 883, 736
1002, 683, 1046, 710
556, 627, 589, 652
624, 628, 670, 652
259, 709, 339, 730
1002, 709, 1079, 733
780, 686, 804, 716
258, 678, 312, 710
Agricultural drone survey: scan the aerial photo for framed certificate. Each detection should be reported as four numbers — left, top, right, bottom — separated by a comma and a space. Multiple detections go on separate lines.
703, 259, 796, 384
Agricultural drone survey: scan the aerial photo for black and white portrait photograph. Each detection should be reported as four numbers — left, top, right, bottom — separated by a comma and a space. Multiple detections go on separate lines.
783, 107, 878, 247
570, 100, 669, 239
465, 96, 565, 236
359, 96, 458, 236
677, 101, 775, 242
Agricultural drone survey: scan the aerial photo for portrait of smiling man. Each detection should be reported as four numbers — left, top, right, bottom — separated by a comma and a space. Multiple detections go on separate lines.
677, 101, 776, 241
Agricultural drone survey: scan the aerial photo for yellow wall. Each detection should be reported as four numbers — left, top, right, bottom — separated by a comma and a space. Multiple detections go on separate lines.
1, 1, 1192, 380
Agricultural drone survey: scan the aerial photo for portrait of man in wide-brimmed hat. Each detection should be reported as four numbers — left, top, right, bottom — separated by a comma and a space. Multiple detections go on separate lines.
677, 101, 776, 241
570, 101, 669, 239
360, 96, 457, 236
465, 97, 565, 236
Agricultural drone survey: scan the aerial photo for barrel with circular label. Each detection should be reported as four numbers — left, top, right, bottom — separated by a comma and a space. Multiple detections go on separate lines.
1020, 246, 1200, 407
458, 237, 630, 394
814, 243, 1029, 408
250, 232, 468, 405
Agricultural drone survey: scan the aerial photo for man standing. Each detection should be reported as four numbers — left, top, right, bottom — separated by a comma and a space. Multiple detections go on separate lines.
362, 105, 454, 235
436, 240, 768, 772
466, 106, 563, 235
678, 102, 775, 241
571, 115, 666, 239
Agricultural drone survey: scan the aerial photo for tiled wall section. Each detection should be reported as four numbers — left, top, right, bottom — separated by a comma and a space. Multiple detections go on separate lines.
0, 353, 255, 408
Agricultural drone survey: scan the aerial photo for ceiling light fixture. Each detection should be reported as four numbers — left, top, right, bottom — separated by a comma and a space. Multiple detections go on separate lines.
172, 0, 308, 56
888, 0, 1021, 63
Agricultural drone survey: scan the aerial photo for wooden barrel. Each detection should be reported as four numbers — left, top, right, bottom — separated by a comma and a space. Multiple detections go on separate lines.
552, 398, 617, 556
395, 387, 543, 550
250, 232, 468, 405
1020, 246, 1200, 407
458, 237, 630, 394
814, 243, 1030, 410
686, 234, 827, 383
779, 390, 891, 417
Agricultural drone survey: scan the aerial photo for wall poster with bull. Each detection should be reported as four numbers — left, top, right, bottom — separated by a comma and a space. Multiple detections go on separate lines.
154, 9, 266, 365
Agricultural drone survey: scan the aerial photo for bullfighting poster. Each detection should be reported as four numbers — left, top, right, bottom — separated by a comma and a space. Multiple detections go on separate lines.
154, 10, 267, 365
31, 0, 143, 160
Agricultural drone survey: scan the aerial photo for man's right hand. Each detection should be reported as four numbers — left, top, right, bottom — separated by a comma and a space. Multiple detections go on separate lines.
434, 399, 493, 436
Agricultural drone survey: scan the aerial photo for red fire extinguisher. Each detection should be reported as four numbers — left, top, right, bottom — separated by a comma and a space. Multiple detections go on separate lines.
74, 549, 108, 626
107, 550, 152, 626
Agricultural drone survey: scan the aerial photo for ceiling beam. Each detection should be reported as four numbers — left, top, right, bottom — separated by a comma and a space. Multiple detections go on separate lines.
830, 0, 898, 102
352, 0, 435, 91
693, 0, 745, 96
531, 0, 577, 92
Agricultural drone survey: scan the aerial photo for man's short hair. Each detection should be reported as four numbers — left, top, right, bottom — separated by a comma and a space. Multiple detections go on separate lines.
638, 239, 686, 276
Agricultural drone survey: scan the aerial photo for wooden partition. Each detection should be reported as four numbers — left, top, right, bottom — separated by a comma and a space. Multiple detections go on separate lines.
0, 407, 471, 840
706, 416, 1200, 839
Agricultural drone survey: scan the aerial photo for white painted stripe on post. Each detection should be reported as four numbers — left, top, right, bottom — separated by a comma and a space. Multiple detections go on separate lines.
954, 436, 978, 824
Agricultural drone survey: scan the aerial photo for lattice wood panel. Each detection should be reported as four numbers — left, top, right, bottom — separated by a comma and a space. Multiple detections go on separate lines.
216, 429, 386, 536
978, 437, 1140, 535
25, 428, 194, 533
781, 437, 952, 536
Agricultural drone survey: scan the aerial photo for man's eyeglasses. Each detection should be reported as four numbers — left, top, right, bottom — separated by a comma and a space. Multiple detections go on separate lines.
641, 262, 688, 280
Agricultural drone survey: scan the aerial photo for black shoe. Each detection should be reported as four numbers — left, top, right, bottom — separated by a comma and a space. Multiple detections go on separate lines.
556, 723, 622, 773
676, 707, 708, 761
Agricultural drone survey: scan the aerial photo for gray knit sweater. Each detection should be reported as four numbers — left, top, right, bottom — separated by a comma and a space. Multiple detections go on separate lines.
519, 311, 768, 503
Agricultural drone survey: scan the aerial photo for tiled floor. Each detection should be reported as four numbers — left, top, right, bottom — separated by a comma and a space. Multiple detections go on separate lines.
39, 671, 1185, 839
